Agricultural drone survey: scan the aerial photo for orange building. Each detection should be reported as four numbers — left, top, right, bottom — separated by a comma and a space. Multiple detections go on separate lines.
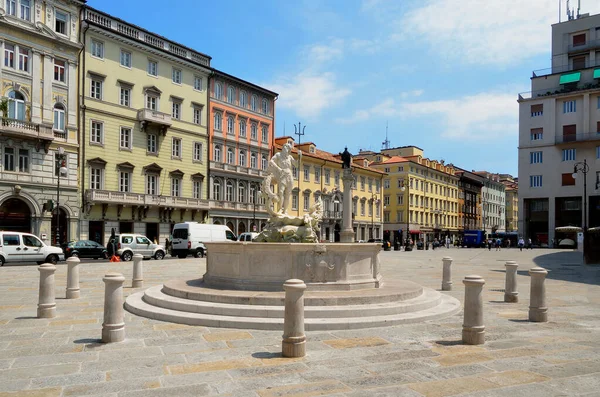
207, 71, 277, 234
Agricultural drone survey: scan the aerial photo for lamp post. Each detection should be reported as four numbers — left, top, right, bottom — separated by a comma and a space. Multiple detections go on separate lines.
369, 192, 379, 240
251, 182, 261, 232
573, 159, 589, 260
55, 147, 67, 247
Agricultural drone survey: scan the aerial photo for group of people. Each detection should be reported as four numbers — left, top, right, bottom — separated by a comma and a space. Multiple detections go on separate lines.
517, 237, 533, 251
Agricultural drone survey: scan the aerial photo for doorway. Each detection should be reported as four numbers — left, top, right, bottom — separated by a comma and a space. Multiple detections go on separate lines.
50, 208, 69, 245
146, 222, 159, 243
89, 221, 104, 245
334, 223, 340, 242
119, 221, 133, 234
0, 198, 31, 233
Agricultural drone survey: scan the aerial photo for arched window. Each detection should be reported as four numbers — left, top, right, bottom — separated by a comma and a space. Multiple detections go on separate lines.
227, 86, 235, 104
251, 95, 257, 111
226, 180, 234, 201
214, 112, 222, 130
261, 98, 269, 114
250, 152, 257, 169
53, 103, 65, 132
239, 120, 246, 137
251, 123, 258, 140
227, 116, 234, 135
238, 183, 246, 202
239, 150, 246, 167
214, 82, 223, 100
227, 148, 234, 164
213, 145, 221, 162
261, 155, 267, 170
249, 184, 256, 204
213, 179, 221, 200
7, 91, 25, 120
240, 91, 247, 108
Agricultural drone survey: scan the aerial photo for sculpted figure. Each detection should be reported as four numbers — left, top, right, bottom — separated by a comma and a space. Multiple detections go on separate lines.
262, 143, 301, 215
340, 147, 352, 169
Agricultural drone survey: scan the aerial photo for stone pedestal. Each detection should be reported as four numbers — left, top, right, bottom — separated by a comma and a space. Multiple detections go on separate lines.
282, 279, 307, 358
132, 254, 144, 288
442, 257, 453, 291
528, 267, 548, 322
37, 263, 57, 318
102, 272, 126, 343
340, 169, 354, 243
504, 261, 519, 303
66, 257, 80, 299
462, 275, 485, 345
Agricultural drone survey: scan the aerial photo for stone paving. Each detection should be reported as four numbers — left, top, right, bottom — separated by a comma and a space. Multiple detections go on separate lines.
1, 247, 600, 397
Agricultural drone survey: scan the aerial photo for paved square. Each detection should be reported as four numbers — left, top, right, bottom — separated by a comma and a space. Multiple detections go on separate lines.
1, 248, 599, 396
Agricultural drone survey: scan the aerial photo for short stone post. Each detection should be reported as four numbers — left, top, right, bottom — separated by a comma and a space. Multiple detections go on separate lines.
442, 257, 453, 291
132, 254, 144, 288
65, 257, 80, 299
37, 263, 57, 318
282, 279, 307, 358
504, 261, 518, 303
462, 275, 485, 345
528, 267, 548, 322
102, 272, 125, 343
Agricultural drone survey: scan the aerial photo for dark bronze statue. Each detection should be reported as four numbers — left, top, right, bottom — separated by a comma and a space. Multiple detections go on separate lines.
340, 147, 352, 169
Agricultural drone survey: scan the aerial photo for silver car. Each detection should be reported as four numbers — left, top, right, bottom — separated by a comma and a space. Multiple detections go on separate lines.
111, 234, 165, 261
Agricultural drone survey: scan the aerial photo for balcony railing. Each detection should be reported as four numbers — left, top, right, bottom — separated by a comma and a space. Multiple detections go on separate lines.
137, 108, 172, 129
323, 210, 342, 219
518, 80, 600, 100
86, 190, 210, 209
555, 132, 600, 144
1, 118, 53, 141
209, 161, 266, 177
532, 60, 600, 78
209, 199, 266, 212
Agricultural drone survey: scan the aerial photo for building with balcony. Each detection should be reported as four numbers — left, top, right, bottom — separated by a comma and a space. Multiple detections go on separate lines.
518, 11, 600, 245
474, 171, 506, 235
79, 7, 211, 245
454, 169, 484, 234
207, 71, 276, 234
364, 146, 460, 244
0, 0, 84, 244
275, 137, 385, 242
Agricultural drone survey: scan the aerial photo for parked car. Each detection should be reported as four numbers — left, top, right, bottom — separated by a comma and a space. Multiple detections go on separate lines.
108, 234, 165, 262
238, 232, 258, 242
0, 232, 64, 265
170, 223, 237, 258
63, 240, 108, 259
367, 239, 384, 243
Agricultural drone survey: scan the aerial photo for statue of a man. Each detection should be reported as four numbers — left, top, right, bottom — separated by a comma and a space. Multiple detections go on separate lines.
266, 143, 301, 215
340, 147, 352, 169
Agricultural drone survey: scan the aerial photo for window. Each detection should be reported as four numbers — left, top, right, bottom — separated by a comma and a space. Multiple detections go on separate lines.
334, 172, 340, 186
292, 194, 298, 210
315, 168, 321, 183
18, 47, 29, 72
226, 181, 234, 201
530, 151, 542, 164
54, 59, 65, 82
214, 113, 222, 130
90, 79, 102, 100
172, 138, 181, 158
90, 121, 103, 144
562, 148, 576, 161
397, 195, 403, 204
240, 91, 247, 107
120, 127, 131, 149
360, 201, 365, 216
384, 179, 390, 189
597, 146, 600, 159
572, 33, 586, 47
239, 120, 247, 137
194, 75, 202, 91
304, 166, 310, 181
227, 86, 235, 104
215, 82, 223, 100
119, 171, 131, 192
193, 107, 202, 125
147, 134, 157, 153
239, 150, 246, 167
171, 178, 181, 197
214, 145, 221, 162
227, 116, 234, 135
4, 43, 14, 68
172, 102, 181, 119
91, 40, 104, 58
530, 175, 542, 188
530, 128, 543, 141
325, 169, 330, 185
227, 148, 234, 164
146, 174, 157, 195
572, 56, 586, 70
237, 183, 245, 202
55, 10, 67, 34
262, 98, 269, 114
251, 95, 257, 111
53, 104, 65, 132
120, 50, 131, 68
6, 0, 15, 16
261, 125, 268, 143
376, 180, 380, 192
172, 68, 182, 84
598, 96, 600, 109
193, 180, 202, 199
193, 142, 203, 162
213, 180, 221, 200
360, 176, 365, 191
303, 194, 309, 211
250, 153, 257, 168
90, 167, 103, 190
20, 0, 30, 21
147, 60, 158, 76
261, 155, 267, 170
18, 149, 28, 172
146, 95, 158, 110
561, 173, 575, 186
3, 147, 15, 171
120, 87, 131, 107
251, 124, 258, 140
563, 100, 576, 113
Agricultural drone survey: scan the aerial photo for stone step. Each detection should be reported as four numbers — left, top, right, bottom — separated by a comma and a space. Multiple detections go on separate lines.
141, 285, 442, 319
124, 290, 461, 331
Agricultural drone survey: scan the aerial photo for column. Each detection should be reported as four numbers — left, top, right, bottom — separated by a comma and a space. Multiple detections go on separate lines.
340, 169, 354, 243
31, 50, 43, 123
67, 61, 77, 131
37, 263, 57, 318
528, 267, 548, 322
102, 273, 126, 343
42, 53, 54, 123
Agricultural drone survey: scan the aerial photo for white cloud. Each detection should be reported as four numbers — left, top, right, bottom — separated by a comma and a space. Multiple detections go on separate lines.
335, 90, 424, 124
398, 0, 600, 66
305, 39, 345, 64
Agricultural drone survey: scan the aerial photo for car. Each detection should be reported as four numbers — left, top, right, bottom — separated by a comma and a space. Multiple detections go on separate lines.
107, 234, 165, 262
170, 223, 237, 258
238, 232, 258, 242
0, 231, 65, 266
63, 240, 108, 260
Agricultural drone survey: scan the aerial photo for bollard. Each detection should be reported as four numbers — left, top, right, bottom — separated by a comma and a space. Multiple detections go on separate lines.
66, 257, 81, 299
282, 279, 307, 358
102, 272, 126, 343
442, 257, 453, 291
37, 263, 57, 318
132, 254, 144, 288
528, 267, 548, 322
504, 261, 519, 303
462, 275, 485, 345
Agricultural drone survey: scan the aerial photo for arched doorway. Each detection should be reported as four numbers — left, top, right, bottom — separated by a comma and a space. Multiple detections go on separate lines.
226, 221, 234, 233
334, 223, 341, 242
0, 198, 31, 233
250, 222, 256, 232
238, 222, 246, 234
50, 208, 68, 246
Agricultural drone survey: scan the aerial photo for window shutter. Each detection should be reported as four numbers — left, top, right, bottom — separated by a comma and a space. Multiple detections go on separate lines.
573, 33, 586, 46
531, 104, 543, 113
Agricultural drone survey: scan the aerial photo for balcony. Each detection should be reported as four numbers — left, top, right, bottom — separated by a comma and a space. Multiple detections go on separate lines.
209, 161, 266, 177
209, 200, 266, 212
323, 210, 343, 220
1, 118, 54, 151
137, 109, 172, 135
555, 132, 600, 145
520, 63, 600, 100
86, 190, 209, 210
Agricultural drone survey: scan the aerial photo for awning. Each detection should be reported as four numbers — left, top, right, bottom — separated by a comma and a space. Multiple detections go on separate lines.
555, 226, 582, 232
559, 71, 581, 84
594, 69, 600, 79
409, 230, 420, 234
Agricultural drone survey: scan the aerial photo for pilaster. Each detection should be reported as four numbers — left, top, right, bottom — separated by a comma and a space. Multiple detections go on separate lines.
42, 53, 54, 123
31, 50, 42, 123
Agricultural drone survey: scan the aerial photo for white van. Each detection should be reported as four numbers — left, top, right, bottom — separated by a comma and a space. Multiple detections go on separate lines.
0, 232, 65, 266
171, 223, 236, 258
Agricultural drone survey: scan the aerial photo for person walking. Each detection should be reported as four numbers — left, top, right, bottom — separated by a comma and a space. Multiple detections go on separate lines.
518, 237, 524, 251
528, 238, 533, 249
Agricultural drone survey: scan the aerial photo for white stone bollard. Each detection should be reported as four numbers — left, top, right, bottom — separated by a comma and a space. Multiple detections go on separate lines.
282, 279, 307, 358
66, 257, 81, 299
132, 254, 144, 288
37, 263, 57, 318
442, 257, 453, 291
462, 275, 485, 345
102, 272, 126, 343
528, 267, 548, 322
504, 261, 519, 303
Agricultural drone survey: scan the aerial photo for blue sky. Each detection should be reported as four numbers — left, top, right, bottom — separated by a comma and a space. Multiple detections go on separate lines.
92, 0, 600, 176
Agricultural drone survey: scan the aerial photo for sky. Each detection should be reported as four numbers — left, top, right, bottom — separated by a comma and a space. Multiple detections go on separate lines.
91, 0, 600, 176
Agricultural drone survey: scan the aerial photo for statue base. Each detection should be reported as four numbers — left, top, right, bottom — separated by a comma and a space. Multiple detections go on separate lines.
340, 230, 354, 243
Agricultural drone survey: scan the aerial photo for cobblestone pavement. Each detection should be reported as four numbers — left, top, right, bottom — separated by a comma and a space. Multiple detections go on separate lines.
1, 248, 599, 397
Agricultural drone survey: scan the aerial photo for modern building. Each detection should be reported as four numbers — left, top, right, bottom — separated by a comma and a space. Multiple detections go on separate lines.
454, 169, 484, 234
517, 11, 600, 244
79, 7, 211, 245
275, 137, 385, 242
474, 171, 506, 235
364, 146, 460, 244
0, 0, 84, 245
207, 71, 277, 234
500, 174, 519, 232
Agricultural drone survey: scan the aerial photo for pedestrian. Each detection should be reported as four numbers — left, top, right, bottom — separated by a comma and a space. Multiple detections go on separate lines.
528, 238, 532, 249
446, 237, 450, 249
487, 238, 492, 251
496, 238, 501, 251
518, 237, 524, 251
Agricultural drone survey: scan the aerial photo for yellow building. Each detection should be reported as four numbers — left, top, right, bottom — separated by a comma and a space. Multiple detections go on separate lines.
363, 146, 460, 243
274, 137, 386, 242
80, 7, 211, 244
501, 175, 519, 232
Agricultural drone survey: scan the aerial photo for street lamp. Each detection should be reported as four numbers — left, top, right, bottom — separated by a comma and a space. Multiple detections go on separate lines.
251, 182, 262, 232
55, 147, 68, 247
573, 159, 589, 231
369, 192, 379, 240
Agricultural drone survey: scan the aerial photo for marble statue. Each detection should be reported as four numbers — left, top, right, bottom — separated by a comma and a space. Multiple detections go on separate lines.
255, 143, 323, 243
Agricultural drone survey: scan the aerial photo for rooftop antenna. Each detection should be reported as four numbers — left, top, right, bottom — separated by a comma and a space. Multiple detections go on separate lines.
559, 0, 561, 22
382, 122, 391, 150
567, 0, 573, 20
577, 0, 580, 18
293, 121, 306, 144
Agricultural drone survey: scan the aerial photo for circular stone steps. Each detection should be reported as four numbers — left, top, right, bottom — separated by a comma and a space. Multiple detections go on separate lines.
125, 278, 461, 331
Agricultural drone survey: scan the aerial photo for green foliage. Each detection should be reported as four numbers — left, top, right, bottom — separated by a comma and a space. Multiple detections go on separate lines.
0, 98, 8, 119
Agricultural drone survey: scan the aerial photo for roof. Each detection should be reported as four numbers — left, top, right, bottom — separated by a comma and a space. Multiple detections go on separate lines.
211, 69, 278, 97
379, 156, 409, 165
